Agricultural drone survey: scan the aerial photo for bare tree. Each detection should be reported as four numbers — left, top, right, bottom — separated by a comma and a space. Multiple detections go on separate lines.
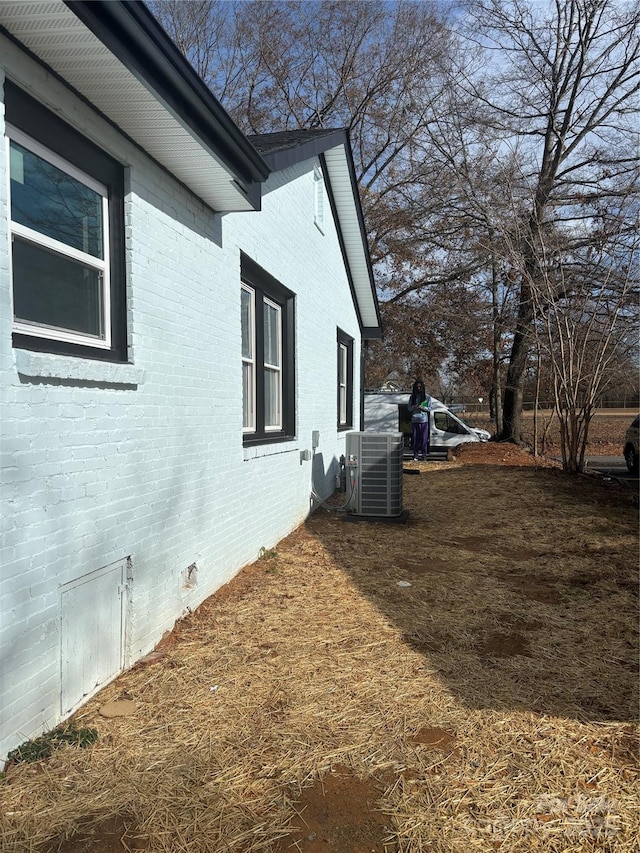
530, 212, 639, 472
377, 76, 523, 429
151, 0, 639, 423
152, 1, 452, 258
364, 277, 493, 392
459, 0, 640, 443
152, 0, 490, 389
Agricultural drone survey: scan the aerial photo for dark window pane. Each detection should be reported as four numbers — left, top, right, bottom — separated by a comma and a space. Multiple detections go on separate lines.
338, 343, 347, 384
264, 302, 280, 367
264, 366, 281, 427
243, 362, 254, 429
12, 237, 103, 337
434, 412, 467, 435
10, 141, 104, 259
241, 288, 252, 359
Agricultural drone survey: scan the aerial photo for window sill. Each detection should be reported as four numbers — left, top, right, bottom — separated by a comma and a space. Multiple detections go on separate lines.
15, 350, 145, 387
243, 440, 298, 461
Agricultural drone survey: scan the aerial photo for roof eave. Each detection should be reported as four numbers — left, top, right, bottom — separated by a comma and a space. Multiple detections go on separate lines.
254, 129, 347, 172
64, 1, 270, 189
320, 144, 382, 339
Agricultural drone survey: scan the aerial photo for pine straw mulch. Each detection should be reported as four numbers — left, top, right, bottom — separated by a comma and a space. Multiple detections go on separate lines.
1, 444, 638, 853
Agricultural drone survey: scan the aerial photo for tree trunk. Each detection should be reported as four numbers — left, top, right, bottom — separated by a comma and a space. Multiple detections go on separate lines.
533, 348, 541, 456
497, 284, 534, 444
490, 381, 502, 433
557, 407, 594, 473
490, 263, 503, 435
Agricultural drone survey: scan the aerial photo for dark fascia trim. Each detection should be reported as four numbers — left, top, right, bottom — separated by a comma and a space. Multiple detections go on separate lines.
0, 26, 263, 216
320, 148, 383, 339
321, 154, 363, 333
361, 326, 383, 341
254, 129, 348, 172
256, 129, 382, 337
64, 1, 270, 192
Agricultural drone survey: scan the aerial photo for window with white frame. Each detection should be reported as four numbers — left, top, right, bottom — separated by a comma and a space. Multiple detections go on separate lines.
263, 297, 282, 429
313, 165, 324, 231
338, 343, 348, 424
337, 329, 354, 429
241, 255, 295, 444
5, 82, 126, 361
241, 285, 255, 431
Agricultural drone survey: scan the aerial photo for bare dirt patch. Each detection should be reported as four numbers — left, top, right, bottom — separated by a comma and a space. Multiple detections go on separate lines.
54, 816, 146, 853
476, 631, 532, 658
1, 442, 638, 853
410, 726, 458, 753
274, 766, 393, 853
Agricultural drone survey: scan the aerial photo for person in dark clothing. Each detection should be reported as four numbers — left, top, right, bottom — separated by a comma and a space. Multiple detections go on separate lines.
408, 379, 431, 461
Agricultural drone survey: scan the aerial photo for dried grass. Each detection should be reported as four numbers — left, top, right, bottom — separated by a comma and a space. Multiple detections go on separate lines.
1, 451, 638, 852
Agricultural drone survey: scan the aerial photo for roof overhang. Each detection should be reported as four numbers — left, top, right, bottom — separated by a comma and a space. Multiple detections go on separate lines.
0, 0, 270, 212
321, 142, 382, 339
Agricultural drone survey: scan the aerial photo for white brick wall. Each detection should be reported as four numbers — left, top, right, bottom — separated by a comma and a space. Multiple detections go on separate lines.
0, 39, 362, 758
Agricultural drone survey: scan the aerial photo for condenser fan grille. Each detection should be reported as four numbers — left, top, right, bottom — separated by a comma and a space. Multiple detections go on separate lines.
345, 432, 403, 517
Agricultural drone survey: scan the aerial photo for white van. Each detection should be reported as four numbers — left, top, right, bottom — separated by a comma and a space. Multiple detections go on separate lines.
364, 392, 490, 454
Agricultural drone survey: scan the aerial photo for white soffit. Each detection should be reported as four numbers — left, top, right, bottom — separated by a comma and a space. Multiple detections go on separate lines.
0, 1, 255, 211
323, 145, 379, 330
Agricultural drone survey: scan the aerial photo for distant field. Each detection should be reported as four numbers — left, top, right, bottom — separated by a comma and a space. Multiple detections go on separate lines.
466, 412, 635, 456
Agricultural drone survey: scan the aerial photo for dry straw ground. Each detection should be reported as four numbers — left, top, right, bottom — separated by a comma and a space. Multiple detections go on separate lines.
1, 436, 638, 853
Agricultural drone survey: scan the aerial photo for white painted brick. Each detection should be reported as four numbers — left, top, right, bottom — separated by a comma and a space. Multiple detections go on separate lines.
1, 677, 60, 738
1, 41, 366, 759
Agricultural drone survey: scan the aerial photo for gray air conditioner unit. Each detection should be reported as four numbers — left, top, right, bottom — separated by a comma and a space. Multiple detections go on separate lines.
345, 431, 404, 517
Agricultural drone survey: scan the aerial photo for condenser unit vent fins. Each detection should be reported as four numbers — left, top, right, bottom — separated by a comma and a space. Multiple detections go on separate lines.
345, 431, 404, 517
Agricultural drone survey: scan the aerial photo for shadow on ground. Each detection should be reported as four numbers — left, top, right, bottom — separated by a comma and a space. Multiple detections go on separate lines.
6, 457, 638, 853
305, 463, 639, 723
